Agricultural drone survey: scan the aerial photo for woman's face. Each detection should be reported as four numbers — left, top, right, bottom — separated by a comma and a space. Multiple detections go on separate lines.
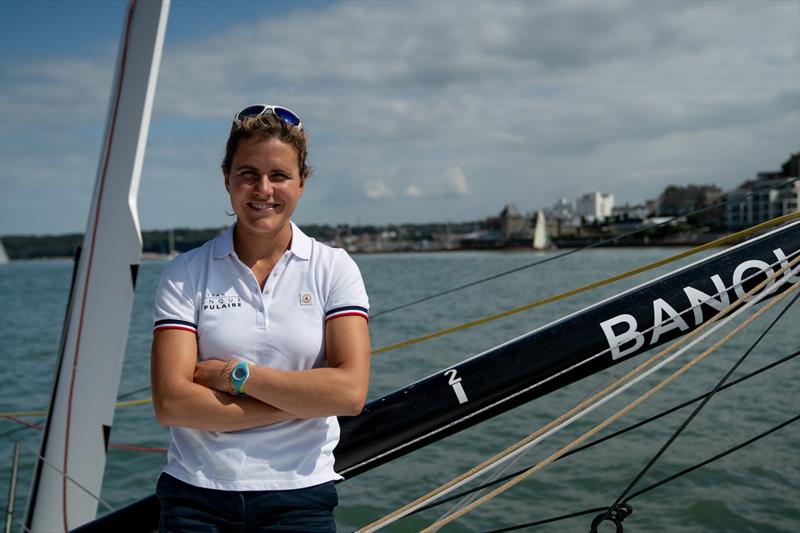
224, 136, 304, 239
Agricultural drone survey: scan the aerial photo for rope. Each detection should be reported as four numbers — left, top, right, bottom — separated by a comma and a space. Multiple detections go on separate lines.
0, 416, 167, 454
370, 179, 799, 319
371, 212, 799, 355
596, 287, 800, 525
0, 397, 151, 418
13, 440, 115, 514
3, 214, 796, 422
357, 252, 799, 532
481, 414, 800, 532
407, 348, 800, 517
622, 414, 800, 503
421, 263, 799, 531
346, 250, 797, 479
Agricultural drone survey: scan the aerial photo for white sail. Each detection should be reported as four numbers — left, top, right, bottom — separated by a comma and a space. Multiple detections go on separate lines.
0, 239, 8, 265
24, 1, 169, 531
532, 210, 548, 250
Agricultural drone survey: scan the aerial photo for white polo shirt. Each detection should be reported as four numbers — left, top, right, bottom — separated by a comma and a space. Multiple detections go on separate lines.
152, 222, 369, 491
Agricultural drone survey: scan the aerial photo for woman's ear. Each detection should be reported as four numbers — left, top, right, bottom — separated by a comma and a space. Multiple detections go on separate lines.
222, 166, 230, 192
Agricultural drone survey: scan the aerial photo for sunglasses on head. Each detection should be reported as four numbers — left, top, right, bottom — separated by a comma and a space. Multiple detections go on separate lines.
233, 105, 303, 130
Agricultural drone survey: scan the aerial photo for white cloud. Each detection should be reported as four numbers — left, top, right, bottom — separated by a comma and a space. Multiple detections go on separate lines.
441, 167, 471, 196
1, 0, 798, 233
363, 180, 395, 200
404, 185, 422, 198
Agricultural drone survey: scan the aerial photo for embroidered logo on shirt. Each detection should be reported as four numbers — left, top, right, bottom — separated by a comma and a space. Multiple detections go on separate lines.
300, 292, 313, 305
203, 292, 243, 311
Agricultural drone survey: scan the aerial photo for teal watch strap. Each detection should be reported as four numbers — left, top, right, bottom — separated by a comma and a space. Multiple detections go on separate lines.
230, 360, 250, 396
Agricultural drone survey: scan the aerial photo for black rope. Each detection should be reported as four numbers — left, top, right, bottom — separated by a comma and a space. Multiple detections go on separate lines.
622, 414, 800, 504
596, 288, 800, 525
405, 349, 800, 516
481, 414, 799, 532
116, 385, 151, 401
484, 507, 608, 532
370, 179, 798, 319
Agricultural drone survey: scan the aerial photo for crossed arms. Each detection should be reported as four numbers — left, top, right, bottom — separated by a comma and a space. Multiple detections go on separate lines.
150, 316, 370, 432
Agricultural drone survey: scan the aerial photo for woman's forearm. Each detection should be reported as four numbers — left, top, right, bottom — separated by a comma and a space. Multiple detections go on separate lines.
153, 379, 294, 432
193, 361, 366, 419
245, 365, 367, 418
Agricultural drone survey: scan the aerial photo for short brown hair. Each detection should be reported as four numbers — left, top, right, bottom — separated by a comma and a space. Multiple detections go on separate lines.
221, 113, 312, 181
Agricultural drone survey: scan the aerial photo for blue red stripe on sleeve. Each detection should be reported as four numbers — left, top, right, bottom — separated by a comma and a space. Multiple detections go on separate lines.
325, 305, 369, 322
153, 319, 197, 333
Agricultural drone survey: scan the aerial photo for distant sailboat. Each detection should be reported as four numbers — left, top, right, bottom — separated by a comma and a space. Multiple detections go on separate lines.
532, 210, 548, 250
167, 227, 179, 259
0, 239, 9, 265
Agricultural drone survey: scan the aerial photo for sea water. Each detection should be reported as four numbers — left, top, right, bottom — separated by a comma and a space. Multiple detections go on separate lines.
1, 248, 798, 532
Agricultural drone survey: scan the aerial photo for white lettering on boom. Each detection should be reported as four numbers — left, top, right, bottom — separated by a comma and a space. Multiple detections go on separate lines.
600, 314, 644, 360
650, 298, 690, 344
732, 260, 773, 301
682, 274, 729, 327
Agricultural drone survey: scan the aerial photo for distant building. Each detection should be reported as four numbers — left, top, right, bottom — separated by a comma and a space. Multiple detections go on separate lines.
725, 153, 799, 230
549, 197, 576, 223
611, 203, 649, 221
645, 199, 658, 217
657, 184, 724, 228
499, 203, 529, 239
575, 192, 614, 223
657, 185, 722, 216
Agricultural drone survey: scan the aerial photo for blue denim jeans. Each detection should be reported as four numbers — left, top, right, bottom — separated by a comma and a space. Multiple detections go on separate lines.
156, 473, 338, 532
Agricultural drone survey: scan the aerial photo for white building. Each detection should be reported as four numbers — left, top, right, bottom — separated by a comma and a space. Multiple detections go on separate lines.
575, 192, 614, 223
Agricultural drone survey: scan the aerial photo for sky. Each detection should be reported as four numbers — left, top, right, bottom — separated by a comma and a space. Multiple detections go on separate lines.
0, 0, 798, 236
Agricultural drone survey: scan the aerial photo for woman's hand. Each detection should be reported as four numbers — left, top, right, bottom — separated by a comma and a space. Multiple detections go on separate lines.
193, 358, 233, 394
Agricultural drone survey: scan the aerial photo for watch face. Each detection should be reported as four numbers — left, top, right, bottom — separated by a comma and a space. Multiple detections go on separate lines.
233, 366, 248, 380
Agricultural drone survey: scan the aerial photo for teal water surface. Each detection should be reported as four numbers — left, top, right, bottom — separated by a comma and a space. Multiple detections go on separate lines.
1, 247, 798, 532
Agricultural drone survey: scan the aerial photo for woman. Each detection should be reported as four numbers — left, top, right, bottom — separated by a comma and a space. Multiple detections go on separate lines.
150, 105, 370, 532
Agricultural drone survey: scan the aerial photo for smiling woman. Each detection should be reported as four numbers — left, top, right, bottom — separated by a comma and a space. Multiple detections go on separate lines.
149, 106, 370, 532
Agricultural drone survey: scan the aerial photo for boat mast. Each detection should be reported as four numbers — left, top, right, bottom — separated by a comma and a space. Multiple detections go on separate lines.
24, 1, 169, 531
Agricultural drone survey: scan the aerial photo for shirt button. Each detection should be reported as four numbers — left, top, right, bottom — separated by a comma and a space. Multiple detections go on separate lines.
259, 307, 264, 312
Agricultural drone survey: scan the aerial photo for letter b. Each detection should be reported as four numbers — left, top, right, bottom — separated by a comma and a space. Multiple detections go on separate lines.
600, 314, 645, 360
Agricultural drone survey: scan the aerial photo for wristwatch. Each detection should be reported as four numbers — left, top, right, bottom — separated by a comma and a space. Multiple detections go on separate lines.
230, 360, 250, 396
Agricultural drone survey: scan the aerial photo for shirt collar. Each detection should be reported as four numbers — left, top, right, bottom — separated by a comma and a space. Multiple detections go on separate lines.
213, 224, 236, 259
288, 221, 311, 261
213, 222, 311, 261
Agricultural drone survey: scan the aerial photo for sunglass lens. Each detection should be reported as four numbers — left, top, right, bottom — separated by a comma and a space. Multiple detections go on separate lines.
236, 105, 266, 122
273, 107, 301, 127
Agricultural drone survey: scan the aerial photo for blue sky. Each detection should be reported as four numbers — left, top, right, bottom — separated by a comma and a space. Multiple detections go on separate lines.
1, 0, 798, 235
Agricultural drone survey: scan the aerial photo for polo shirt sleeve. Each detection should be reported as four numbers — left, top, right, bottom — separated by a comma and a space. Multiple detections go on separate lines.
153, 256, 198, 334
324, 249, 369, 322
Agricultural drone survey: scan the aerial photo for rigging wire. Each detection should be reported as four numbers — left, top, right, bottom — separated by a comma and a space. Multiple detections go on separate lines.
347, 252, 798, 481
419, 264, 800, 532
11, 440, 116, 514
405, 348, 800, 517
3, 215, 795, 423
370, 212, 799, 355
370, 179, 799, 319
438, 284, 800, 524
593, 288, 800, 529
116, 385, 151, 400
358, 253, 800, 532
482, 414, 800, 533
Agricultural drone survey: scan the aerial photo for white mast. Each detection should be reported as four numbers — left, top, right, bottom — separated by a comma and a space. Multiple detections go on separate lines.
24, 1, 169, 531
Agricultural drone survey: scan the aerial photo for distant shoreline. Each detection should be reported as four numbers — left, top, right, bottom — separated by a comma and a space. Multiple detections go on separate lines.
1, 243, 730, 263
